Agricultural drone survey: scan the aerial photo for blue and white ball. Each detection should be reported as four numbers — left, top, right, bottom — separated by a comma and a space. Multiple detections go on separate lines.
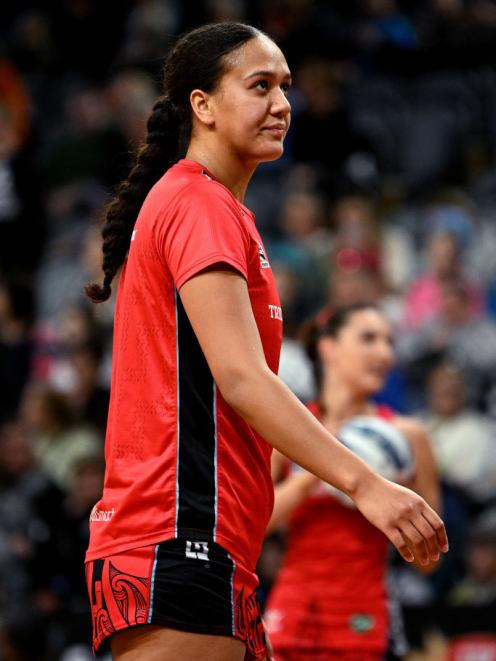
325, 415, 415, 507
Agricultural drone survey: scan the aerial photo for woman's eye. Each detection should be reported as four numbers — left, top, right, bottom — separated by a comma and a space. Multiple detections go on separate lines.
281, 83, 291, 95
255, 80, 269, 90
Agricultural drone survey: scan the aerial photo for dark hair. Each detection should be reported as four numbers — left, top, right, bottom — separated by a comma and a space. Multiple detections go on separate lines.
302, 303, 381, 390
86, 22, 262, 303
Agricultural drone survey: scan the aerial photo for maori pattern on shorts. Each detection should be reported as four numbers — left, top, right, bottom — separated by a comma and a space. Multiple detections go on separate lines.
88, 557, 150, 651
87, 560, 116, 648
235, 587, 266, 660
108, 560, 149, 626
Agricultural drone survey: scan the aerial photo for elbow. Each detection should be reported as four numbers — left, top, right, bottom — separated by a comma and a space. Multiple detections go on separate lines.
214, 363, 271, 414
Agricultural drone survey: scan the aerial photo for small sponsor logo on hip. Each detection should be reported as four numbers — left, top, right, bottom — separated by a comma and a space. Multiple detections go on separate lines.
90, 507, 115, 522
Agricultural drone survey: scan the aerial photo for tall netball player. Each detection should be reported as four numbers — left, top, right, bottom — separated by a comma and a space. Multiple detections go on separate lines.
84, 22, 448, 661
266, 304, 441, 660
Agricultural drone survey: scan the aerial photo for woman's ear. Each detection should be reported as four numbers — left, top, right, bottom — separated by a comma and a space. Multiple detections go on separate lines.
190, 89, 215, 127
317, 335, 335, 366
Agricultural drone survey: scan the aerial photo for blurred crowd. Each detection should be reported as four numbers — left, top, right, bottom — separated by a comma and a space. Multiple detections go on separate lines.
1, 1, 496, 659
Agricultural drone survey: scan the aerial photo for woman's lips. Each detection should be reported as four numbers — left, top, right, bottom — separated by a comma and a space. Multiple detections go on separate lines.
262, 124, 286, 136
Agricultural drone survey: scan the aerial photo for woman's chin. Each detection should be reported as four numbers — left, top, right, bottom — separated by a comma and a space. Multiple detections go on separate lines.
256, 144, 285, 163
359, 376, 385, 397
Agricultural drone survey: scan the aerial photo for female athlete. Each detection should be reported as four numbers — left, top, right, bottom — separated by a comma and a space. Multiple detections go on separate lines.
84, 22, 448, 661
265, 304, 441, 660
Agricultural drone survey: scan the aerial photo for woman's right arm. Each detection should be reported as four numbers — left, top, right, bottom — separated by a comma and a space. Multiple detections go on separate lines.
179, 270, 449, 565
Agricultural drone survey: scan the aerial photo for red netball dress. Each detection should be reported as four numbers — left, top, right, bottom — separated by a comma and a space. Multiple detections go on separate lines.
85, 159, 283, 657
265, 403, 401, 660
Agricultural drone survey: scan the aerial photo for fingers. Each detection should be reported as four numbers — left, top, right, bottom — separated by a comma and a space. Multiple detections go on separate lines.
398, 521, 431, 566
421, 504, 449, 553
388, 528, 414, 563
387, 497, 449, 565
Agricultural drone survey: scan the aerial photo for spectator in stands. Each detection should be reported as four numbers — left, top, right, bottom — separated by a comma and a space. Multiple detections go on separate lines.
105, 69, 157, 150
20, 383, 101, 490
402, 230, 484, 330
332, 194, 416, 299
328, 266, 383, 309
279, 190, 330, 263
0, 58, 45, 275
0, 277, 34, 424
0, 420, 62, 619
449, 507, 496, 606
65, 342, 110, 435
272, 262, 316, 403
290, 59, 375, 181
398, 281, 496, 412
421, 363, 496, 503
0, 609, 48, 661
269, 190, 329, 317
36, 456, 105, 656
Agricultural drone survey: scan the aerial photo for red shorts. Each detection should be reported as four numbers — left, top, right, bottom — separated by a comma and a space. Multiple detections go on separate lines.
85, 538, 267, 660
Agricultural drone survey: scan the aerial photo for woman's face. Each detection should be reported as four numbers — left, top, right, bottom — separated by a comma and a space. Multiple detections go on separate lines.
320, 309, 394, 396
207, 36, 292, 164
428, 232, 459, 278
427, 367, 465, 416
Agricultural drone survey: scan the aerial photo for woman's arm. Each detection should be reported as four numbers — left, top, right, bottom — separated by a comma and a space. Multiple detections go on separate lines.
271, 449, 288, 483
395, 417, 442, 573
179, 270, 448, 565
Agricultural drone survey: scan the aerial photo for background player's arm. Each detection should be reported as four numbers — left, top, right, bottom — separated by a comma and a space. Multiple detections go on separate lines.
395, 418, 440, 513
179, 270, 448, 565
266, 469, 318, 535
267, 450, 318, 535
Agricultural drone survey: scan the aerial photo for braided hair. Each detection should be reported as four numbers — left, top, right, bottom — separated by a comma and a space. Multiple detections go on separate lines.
86, 22, 262, 303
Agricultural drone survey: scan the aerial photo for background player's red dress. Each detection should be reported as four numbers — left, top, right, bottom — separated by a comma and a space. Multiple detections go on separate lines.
265, 405, 400, 660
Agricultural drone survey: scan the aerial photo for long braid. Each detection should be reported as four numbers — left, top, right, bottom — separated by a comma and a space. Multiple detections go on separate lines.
85, 22, 261, 304
85, 96, 180, 302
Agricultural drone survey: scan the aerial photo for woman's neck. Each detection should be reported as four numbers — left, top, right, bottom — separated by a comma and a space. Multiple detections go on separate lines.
185, 140, 256, 203
319, 373, 374, 430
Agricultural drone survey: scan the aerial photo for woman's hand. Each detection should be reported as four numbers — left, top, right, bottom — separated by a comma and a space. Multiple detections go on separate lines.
351, 472, 448, 565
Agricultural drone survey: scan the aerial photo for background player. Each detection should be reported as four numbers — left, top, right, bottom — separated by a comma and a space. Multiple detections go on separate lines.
84, 22, 448, 661
266, 304, 441, 660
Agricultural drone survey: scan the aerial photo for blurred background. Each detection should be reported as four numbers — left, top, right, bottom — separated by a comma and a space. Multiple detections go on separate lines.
0, 0, 496, 659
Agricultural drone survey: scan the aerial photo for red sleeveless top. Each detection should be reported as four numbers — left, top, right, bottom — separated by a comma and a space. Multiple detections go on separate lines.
265, 403, 396, 655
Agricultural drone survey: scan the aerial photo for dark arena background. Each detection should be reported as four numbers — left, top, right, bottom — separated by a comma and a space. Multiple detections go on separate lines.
1, 1, 496, 659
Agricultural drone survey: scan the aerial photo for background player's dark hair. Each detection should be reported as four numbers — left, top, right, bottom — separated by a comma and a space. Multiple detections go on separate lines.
302, 303, 381, 391
86, 21, 262, 303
